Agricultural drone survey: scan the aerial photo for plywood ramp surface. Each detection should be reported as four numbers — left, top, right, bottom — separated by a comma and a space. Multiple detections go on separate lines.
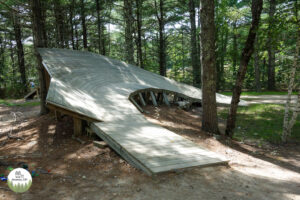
91, 116, 228, 175
38, 48, 230, 175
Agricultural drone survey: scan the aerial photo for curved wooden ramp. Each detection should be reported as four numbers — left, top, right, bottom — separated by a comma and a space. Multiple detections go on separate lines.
38, 48, 231, 175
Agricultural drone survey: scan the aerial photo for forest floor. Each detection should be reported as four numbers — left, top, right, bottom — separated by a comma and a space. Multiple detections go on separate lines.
0, 100, 299, 200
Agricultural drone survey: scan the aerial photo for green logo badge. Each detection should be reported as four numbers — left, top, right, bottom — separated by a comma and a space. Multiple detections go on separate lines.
7, 168, 32, 193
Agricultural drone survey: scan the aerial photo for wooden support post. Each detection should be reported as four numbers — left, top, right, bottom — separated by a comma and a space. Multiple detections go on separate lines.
55, 110, 62, 121
162, 92, 170, 107
138, 93, 146, 106
73, 117, 83, 136
130, 97, 144, 113
150, 91, 158, 107
173, 94, 178, 103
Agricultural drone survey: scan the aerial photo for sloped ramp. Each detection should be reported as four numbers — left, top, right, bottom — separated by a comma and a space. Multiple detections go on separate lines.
37, 48, 233, 175
91, 115, 228, 175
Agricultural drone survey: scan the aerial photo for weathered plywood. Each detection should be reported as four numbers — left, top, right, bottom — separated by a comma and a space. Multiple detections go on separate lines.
91, 116, 228, 175
38, 48, 231, 175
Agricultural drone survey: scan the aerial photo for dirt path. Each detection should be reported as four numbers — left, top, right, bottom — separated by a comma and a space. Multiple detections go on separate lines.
0, 104, 299, 200
241, 95, 298, 104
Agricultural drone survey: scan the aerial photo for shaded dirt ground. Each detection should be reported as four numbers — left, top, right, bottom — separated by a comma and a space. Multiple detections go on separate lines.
0, 103, 299, 200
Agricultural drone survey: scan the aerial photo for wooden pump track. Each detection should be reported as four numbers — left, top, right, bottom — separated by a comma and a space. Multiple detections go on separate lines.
38, 48, 245, 175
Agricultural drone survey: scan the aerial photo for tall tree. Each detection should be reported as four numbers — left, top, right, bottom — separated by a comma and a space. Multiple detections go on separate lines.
31, 0, 49, 115
155, 0, 166, 76
12, 11, 27, 92
69, 0, 75, 50
200, 0, 219, 134
53, 0, 65, 48
124, 0, 134, 64
136, 0, 143, 68
267, 0, 276, 90
96, 0, 106, 55
80, 0, 88, 49
254, 36, 261, 92
189, 0, 201, 87
226, 0, 263, 136
282, 6, 299, 143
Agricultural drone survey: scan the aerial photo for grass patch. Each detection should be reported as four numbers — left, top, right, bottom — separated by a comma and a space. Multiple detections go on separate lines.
218, 104, 300, 143
0, 99, 40, 107
220, 91, 298, 96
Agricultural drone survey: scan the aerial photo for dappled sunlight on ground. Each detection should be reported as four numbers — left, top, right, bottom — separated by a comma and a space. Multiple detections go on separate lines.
0, 104, 299, 200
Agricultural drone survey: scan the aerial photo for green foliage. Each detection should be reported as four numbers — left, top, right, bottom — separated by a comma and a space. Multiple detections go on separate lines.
0, 99, 40, 107
219, 104, 300, 143
220, 91, 298, 96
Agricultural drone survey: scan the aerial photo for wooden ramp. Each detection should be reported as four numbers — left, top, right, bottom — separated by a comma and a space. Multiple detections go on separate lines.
37, 48, 232, 175
91, 115, 228, 175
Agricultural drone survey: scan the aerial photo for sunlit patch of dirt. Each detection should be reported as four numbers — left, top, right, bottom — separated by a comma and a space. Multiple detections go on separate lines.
0, 104, 299, 200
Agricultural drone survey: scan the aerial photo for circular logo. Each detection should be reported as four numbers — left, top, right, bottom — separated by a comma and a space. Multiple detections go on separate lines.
7, 168, 32, 193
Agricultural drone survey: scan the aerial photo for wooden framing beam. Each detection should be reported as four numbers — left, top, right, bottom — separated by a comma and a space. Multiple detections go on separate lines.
162, 92, 170, 107
130, 97, 144, 113
47, 103, 100, 123
150, 91, 158, 107
73, 117, 83, 136
138, 93, 146, 106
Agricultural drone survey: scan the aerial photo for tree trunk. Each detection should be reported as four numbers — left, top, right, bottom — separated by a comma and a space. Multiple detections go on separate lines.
155, 0, 166, 76
254, 36, 261, 92
124, 0, 134, 64
267, 0, 276, 90
282, 23, 300, 143
200, 0, 219, 134
136, 0, 143, 68
232, 21, 238, 77
75, 24, 79, 50
217, 27, 228, 91
96, 0, 105, 55
31, 0, 49, 115
12, 12, 27, 93
69, 0, 75, 50
0, 36, 5, 87
80, 0, 88, 49
189, 0, 201, 87
53, 0, 65, 48
9, 38, 16, 87
225, 0, 263, 136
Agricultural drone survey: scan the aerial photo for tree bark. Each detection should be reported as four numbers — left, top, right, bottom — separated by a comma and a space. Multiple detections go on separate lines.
225, 0, 263, 136
96, 0, 106, 55
53, 0, 65, 48
254, 36, 261, 92
155, 0, 166, 76
200, 0, 219, 134
69, 0, 75, 50
12, 12, 27, 92
267, 0, 276, 90
31, 0, 49, 115
232, 21, 238, 77
136, 0, 143, 68
80, 0, 88, 49
189, 0, 201, 87
124, 0, 134, 64
0, 36, 5, 87
282, 23, 300, 143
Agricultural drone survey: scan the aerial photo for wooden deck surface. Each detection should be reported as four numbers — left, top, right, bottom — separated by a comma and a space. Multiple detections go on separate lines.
91, 115, 228, 175
38, 48, 230, 175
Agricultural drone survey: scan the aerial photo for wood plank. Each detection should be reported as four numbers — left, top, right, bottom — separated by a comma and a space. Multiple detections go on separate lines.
151, 159, 227, 173
130, 97, 144, 113
162, 92, 170, 106
150, 91, 158, 106
138, 93, 146, 106
73, 117, 82, 136
90, 123, 154, 175
47, 103, 100, 123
